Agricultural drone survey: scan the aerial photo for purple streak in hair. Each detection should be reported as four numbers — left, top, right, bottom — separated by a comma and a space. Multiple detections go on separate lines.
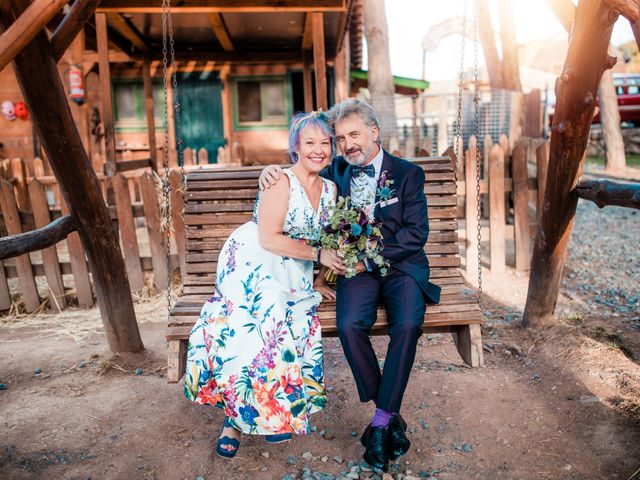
288, 111, 335, 163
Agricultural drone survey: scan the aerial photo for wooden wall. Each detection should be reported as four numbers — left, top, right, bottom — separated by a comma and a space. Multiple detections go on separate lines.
0, 65, 34, 160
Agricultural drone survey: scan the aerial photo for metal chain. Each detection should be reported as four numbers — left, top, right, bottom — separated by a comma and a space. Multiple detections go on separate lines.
472, 0, 483, 303
161, 0, 173, 313
453, 0, 468, 182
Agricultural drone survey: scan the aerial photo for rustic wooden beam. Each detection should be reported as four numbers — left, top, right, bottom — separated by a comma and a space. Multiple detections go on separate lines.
302, 12, 313, 50
573, 178, 640, 209
0, 215, 76, 261
303, 50, 314, 111
83, 50, 134, 63
312, 12, 327, 111
97, 0, 347, 13
207, 12, 234, 51
477, 0, 505, 89
51, 0, 102, 61
0, 0, 71, 73
148, 50, 303, 63
524, 0, 618, 327
102, 158, 153, 174
105, 12, 149, 50
0, 0, 144, 352
142, 55, 158, 171
96, 13, 118, 178
601, 0, 640, 22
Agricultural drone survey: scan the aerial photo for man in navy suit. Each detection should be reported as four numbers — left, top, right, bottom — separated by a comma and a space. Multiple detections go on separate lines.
259, 99, 440, 471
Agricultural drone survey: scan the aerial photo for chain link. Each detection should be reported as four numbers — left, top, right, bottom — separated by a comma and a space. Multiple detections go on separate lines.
472, 0, 483, 304
161, 0, 173, 314
453, 0, 467, 182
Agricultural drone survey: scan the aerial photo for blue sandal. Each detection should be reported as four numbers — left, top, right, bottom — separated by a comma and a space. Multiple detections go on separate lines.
265, 433, 292, 444
216, 417, 241, 459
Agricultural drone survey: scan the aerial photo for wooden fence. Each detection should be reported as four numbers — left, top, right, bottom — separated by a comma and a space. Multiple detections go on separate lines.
0, 135, 549, 313
0, 159, 186, 313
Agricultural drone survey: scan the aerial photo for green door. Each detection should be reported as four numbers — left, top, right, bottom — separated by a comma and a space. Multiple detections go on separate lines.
178, 72, 225, 163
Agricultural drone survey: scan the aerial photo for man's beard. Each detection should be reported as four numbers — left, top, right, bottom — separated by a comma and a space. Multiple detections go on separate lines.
343, 143, 374, 166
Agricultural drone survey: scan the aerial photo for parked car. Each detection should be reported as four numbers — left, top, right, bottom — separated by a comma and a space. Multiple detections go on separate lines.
548, 73, 640, 127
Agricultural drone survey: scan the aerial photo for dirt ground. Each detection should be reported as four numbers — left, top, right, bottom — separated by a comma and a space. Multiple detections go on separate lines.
1, 199, 639, 480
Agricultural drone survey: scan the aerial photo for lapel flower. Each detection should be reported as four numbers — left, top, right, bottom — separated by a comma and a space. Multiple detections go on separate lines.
376, 170, 395, 202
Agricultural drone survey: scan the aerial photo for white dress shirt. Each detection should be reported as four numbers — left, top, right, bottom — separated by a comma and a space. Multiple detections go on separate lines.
349, 146, 384, 210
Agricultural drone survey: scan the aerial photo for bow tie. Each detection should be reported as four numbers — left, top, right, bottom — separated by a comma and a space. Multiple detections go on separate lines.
352, 164, 375, 178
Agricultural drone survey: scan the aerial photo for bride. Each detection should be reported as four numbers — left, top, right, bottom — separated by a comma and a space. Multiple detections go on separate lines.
183, 111, 344, 458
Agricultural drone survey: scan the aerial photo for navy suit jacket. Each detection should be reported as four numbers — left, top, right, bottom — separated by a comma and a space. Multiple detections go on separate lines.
321, 149, 441, 304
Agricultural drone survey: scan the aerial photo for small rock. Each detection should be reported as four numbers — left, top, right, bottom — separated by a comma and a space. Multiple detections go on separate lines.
259, 466, 268, 472
33, 368, 42, 374
580, 395, 600, 404
319, 429, 326, 436
134, 368, 143, 375
281, 476, 295, 480
78, 362, 86, 369
461, 442, 473, 452
196, 477, 205, 480
333, 456, 343, 464
260, 451, 270, 458
323, 430, 335, 440
350, 431, 358, 437
532, 373, 541, 381
562, 464, 572, 471
286, 455, 297, 465
302, 451, 313, 460
321, 455, 329, 462
382, 474, 394, 480
419, 471, 431, 478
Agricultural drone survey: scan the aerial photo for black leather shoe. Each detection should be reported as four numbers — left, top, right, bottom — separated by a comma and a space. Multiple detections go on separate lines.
360, 425, 389, 471
387, 414, 411, 460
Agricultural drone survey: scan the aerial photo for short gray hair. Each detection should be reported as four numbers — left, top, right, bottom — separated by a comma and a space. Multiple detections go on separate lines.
327, 99, 382, 146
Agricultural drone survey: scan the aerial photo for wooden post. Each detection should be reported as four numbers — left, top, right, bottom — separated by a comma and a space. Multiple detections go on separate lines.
0, 180, 40, 312
489, 144, 506, 272
10, 158, 29, 210
512, 142, 530, 271
142, 54, 158, 172
96, 13, 117, 178
303, 50, 314, 112
0, 0, 143, 351
312, 12, 327, 111
536, 141, 549, 224
112, 173, 144, 291
465, 136, 479, 282
60, 197, 94, 308
525, 0, 619, 327
0, 261, 11, 311
139, 172, 168, 289
482, 133, 493, 218
28, 179, 66, 309
437, 96, 449, 156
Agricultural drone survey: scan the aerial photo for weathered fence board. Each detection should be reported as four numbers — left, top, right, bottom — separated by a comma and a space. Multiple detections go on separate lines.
489, 145, 506, 272
140, 172, 168, 290
113, 173, 144, 291
61, 197, 94, 308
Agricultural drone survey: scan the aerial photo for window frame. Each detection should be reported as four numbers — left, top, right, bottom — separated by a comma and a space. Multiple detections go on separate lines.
231, 74, 292, 131
112, 78, 166, 133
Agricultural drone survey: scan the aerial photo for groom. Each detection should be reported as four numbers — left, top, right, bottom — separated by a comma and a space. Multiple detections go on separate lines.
259, 99, 440, 470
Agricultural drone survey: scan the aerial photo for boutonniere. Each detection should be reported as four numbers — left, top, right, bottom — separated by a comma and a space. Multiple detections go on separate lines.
376, 170, 395, 201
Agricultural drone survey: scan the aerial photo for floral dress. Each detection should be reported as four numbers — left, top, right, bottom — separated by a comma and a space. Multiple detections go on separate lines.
184, 169, 336, 436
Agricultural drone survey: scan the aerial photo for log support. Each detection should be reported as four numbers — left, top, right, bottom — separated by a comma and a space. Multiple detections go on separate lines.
524, 0, 618, 327
0, 0, 144, 352
0, 216, 76, 261
573, 178, 640, 209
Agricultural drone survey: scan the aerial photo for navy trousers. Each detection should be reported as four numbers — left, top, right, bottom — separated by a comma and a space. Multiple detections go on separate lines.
336, 268, 426, 413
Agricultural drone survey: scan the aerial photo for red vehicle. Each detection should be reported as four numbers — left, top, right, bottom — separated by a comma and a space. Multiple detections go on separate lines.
549, 73, 640, 126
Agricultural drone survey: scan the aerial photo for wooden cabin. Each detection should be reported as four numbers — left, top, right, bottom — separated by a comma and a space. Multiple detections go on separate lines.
0, 0, 363, 170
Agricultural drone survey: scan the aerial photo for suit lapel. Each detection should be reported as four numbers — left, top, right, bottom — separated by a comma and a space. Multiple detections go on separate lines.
374, 150, 395, 219
341, 162, 352, 198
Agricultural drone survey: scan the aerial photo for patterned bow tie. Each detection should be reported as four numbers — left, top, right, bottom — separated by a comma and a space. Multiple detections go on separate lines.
352, 164, 375, 178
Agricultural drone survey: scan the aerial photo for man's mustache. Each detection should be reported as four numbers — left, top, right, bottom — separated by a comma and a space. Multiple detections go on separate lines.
345, 148, 362, 155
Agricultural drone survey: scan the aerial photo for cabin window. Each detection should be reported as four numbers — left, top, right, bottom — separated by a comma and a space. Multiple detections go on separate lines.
232, 75, 291, 129
112, 79, 164, 132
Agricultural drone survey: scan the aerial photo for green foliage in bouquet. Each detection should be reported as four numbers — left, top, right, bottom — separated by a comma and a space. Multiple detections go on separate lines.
319, 196, 389, 279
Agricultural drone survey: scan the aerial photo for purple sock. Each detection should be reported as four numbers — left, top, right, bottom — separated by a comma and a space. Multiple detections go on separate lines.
371, 408, 393, 428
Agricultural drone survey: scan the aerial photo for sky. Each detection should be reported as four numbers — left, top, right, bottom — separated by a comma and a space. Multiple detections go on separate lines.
371, 0, 636, 81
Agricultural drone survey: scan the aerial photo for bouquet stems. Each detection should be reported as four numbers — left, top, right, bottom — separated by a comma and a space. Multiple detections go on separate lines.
324, 269, 338, 283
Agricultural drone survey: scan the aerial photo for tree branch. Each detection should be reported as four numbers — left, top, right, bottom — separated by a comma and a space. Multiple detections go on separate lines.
0, 215, 76, 261
573, 177, 640, 209
51, 0, 102, 62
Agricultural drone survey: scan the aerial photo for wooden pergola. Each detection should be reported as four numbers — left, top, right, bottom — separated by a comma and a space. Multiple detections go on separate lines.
0, 0, 638, 354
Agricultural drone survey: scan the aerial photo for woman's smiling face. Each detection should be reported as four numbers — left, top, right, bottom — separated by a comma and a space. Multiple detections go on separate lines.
295, 124, 332, 173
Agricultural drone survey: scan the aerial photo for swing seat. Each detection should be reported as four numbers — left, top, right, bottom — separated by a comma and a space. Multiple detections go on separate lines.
166, 156, 483, 383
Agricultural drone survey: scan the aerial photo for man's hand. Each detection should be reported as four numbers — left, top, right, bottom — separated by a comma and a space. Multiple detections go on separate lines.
259, 165, 285, 191
346, 261, 367, 277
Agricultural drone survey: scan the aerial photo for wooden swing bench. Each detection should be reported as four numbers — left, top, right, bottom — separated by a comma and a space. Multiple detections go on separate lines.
166, 156, 484, 382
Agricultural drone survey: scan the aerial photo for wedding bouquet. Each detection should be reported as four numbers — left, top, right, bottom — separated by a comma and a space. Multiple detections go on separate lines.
319, 196, 389, 280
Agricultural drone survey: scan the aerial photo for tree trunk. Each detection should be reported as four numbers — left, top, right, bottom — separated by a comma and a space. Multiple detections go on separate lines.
0, 0, 144, 352
599, 68, 626, 172
477, 0, 504, 89
498, 0, 521, 91
363, 0, 397, 147
523, 0, 617, 327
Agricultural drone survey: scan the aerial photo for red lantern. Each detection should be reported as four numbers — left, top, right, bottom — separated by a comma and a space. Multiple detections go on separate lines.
14, 101, 28, 120
68, 65, 85, 104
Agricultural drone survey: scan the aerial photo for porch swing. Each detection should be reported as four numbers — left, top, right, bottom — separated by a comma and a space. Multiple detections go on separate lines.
163, 1, 485, 382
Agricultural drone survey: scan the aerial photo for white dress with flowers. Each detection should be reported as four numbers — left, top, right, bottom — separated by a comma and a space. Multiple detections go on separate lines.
184, 170, 336, 436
